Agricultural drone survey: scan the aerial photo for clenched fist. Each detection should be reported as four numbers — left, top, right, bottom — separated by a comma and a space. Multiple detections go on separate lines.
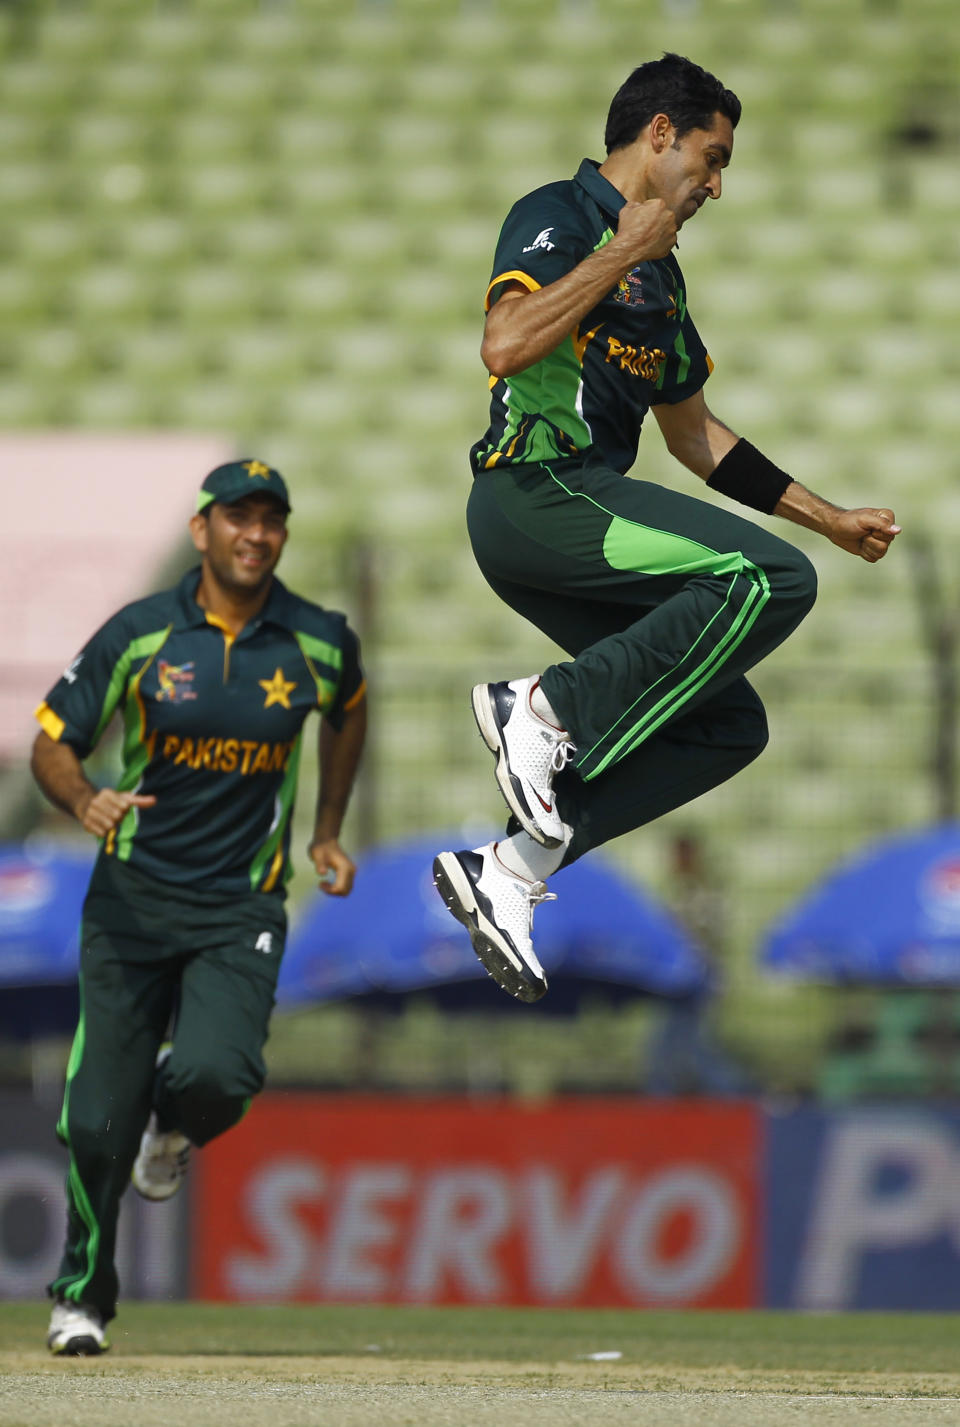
614, 199, 678, 264
828, 507, 901, 563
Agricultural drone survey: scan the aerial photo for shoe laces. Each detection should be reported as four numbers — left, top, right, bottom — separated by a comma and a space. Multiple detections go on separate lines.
527, 880, 556, 930
550, 739, 576, 774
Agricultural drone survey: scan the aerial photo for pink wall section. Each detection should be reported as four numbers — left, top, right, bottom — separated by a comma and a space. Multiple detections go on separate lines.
1, 432, 233, 760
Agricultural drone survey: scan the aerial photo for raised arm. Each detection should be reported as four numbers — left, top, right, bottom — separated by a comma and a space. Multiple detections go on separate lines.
308, 694, 367, 896
654, 390, 900, 564
481, 199, 678, 378
30, 730, 156, 837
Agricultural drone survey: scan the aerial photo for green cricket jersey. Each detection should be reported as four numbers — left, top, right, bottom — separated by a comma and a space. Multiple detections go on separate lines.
470, 158, 712, 477
35, 568, 364, 896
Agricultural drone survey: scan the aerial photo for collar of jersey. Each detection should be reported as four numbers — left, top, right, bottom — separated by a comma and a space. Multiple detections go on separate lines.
573, 158, 627, 222
174, 566, 297, 634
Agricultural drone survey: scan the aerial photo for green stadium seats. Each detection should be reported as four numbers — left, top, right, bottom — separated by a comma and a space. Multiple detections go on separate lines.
2, 0, 958, 1096
94, 65, 183, 115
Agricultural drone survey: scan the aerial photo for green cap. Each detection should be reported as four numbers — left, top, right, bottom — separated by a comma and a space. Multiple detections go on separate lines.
197, 459, 291, 514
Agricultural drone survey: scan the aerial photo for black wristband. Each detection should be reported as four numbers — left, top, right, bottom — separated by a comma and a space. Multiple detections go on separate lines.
706, 439, 792, 514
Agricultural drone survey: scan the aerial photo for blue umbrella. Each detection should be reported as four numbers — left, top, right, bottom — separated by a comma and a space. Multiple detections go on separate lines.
278, 835, 709, 1009
761, 823, 960, 984
0, 843, 93, 1037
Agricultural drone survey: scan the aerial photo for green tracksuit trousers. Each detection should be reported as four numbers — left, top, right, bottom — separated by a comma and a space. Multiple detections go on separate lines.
467, 456, 818, 866
50, 857, 286, 1321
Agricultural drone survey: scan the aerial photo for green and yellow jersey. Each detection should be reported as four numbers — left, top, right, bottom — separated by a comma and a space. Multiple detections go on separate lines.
35, 569, 364, 896
470, 158, 712, 477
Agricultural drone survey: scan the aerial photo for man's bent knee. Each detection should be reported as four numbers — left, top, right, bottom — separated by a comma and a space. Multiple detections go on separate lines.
161, 1056, 263, 1146
779, 546, 818, 615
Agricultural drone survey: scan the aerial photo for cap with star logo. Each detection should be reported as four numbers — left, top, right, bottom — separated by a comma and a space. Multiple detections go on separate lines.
197, 459, 292, 514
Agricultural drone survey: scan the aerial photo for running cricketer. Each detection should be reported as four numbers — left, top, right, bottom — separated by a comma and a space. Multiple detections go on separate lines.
433, 53, 899, 1002
32, 459, 367, 1355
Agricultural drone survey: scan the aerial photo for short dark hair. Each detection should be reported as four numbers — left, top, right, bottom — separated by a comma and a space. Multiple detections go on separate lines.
604, 52, 741, 153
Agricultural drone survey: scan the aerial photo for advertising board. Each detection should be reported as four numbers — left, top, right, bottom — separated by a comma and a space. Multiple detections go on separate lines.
0, 1090, 188, 1302
192, 1095, 760, 1308
766, 1106, 960, 1309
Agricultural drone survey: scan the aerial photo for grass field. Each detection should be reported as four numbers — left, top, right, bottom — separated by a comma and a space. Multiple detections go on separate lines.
4, 1303, 960, 1426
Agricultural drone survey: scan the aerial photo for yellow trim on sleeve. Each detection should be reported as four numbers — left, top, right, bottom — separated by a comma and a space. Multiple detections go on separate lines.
34, 702, 65, 741
484, 270, 542, 312
343, 679, 366, 713
706, 353, 715, 374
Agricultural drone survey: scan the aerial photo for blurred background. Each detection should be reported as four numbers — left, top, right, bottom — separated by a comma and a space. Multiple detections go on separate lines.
1, 0, 960, 1313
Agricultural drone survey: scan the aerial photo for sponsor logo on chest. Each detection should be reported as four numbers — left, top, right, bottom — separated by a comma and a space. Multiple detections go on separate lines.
158, 734, 296, 776
604, 336, 667, 381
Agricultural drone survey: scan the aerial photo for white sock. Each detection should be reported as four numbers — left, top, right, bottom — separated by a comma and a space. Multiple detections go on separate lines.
529, 677, 565, 730
495, 827, 571, 883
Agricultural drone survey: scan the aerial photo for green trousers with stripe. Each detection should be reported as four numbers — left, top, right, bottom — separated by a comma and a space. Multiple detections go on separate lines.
51, 857, 286, 1322
467, 455, 817, 866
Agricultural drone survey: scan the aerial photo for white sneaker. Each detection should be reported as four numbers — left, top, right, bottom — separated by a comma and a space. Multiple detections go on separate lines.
132, 1046, 191, 1200
47, 1298, 109, 1356
132, 1112, 190, 1200
472, 677, 575, 848
433, 842, 554, 1002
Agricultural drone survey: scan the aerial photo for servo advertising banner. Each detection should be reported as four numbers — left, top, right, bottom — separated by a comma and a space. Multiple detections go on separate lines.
191, 1095, 760, 1308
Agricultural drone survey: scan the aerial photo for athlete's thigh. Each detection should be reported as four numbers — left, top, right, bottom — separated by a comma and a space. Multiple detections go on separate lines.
468, 461, 615, 596
571, 457, 808, 574
171, 899, 286, 1092
483, 568, 649, 659
69, 903, 178, 1126
469, 458, 801, 598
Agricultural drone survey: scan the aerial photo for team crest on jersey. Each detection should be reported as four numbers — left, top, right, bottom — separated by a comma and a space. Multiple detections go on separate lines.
259, 667, 296, 710
615, 268, 645, 306
156, 660, 197, 703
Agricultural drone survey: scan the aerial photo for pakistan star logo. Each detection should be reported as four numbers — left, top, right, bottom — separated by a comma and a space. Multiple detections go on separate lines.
244, 459, 271, 478
259, 667, 296, 709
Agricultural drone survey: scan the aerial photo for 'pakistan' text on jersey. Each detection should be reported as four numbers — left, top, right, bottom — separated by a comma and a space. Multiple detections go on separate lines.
35, 569, 365, 896
470, 158, 712, 477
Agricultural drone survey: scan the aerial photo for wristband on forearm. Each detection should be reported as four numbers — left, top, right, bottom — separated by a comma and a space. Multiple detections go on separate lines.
705, 439, 793, 514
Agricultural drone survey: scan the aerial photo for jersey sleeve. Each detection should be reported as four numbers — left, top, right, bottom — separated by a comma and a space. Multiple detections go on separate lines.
323, 625, 365, 732
485, 187, 590, 310
34, 608, 137, 758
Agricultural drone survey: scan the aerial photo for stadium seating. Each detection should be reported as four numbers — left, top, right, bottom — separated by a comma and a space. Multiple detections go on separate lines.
2, 0, 958, 1085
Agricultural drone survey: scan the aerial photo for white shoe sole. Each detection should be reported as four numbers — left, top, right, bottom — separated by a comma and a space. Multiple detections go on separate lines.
48, 1331, 108, 1356
433, 852, 548, 1003
471, 684, 562, 849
